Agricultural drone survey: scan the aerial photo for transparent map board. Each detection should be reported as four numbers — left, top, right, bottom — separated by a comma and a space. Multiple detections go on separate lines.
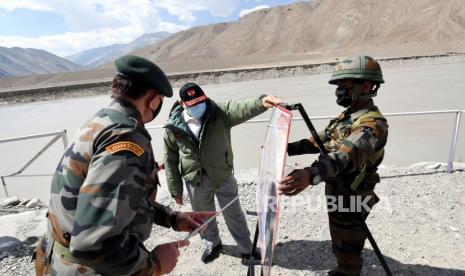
256, 106, 292, 276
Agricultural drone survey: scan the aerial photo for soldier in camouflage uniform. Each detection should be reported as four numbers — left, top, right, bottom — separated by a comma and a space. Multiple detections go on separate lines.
278, 55, 389, 276
37, 55, 213, 276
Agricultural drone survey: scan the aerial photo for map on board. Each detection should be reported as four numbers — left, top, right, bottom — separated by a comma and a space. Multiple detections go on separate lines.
256, 106, 292, 276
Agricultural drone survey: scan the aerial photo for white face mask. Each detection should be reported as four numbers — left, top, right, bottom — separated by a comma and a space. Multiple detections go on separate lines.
186, 102, 206, 119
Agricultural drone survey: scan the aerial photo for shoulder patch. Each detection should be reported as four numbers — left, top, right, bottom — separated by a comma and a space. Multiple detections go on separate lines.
106, 141, 144, 157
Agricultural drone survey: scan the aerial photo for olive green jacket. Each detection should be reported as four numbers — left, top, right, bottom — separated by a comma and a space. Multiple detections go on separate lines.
163, 97, 266, 196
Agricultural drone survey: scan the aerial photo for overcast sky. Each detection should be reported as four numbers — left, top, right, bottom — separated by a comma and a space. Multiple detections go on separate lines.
0, 0, 303, 57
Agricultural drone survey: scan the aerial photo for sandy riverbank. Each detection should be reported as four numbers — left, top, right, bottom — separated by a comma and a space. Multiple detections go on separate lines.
1, 53, 465, 106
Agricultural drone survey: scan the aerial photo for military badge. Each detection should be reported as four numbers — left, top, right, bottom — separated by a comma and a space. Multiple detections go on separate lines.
187, 89, 196, 97
106, 141, 144, 156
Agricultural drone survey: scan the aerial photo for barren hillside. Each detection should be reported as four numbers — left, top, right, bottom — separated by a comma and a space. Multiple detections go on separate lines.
66, 32, 171, 68
1, 0, 465, 90
0, 47, 83, 78
135, 0, 465, 62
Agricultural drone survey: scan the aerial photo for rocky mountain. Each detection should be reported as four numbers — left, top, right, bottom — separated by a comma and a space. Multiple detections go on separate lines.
66, 32, 171, 68
0, 47, 83, 78
134, 0, 465, 63
2, 0, 465, 88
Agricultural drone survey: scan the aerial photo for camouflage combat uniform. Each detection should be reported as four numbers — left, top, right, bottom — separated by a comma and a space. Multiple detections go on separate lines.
288, 99, 388, 274
287, 56, 389, 276
42, 98, 176, 275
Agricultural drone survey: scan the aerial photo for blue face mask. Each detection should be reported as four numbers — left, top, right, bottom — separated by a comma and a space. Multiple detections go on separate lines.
186, 102, 206, 119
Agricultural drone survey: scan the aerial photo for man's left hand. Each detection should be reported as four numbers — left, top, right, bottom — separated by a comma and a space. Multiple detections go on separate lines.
175, 212, 215, 232
261, 95, 283, 109
278, 169, 312, 196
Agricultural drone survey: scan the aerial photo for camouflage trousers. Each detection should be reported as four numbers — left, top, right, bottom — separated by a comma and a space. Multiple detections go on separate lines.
45, 250, 101, 276
325, 182, 379, 276
35, 236, 100, 276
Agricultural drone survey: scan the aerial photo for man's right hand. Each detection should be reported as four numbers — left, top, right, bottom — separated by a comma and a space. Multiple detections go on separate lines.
152, 240, 189, 275
261, 95, 283, 109
278, 169, 312, 196
175, 195, 183, 205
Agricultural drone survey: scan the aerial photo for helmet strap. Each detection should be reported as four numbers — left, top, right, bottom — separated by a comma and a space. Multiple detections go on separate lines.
352, 82, 373, 104
351, 83, 362, 102
371, 83, 380, 97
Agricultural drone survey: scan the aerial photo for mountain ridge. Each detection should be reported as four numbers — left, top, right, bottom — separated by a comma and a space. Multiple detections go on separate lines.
0, 46, 83, 78
66, 32, 171, 68
134, 0, 465, 63
2, 0, 465, 86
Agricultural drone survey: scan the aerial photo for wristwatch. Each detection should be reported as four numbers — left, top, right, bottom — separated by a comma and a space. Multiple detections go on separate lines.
304, 166, 322, 185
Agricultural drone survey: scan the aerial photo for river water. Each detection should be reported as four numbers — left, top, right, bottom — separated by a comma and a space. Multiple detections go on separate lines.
1, 61, 464, 201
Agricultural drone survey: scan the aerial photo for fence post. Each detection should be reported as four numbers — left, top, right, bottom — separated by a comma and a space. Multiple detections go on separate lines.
447, 111, 462, 173
1, 176, 9, 198
61, 130, 69, 149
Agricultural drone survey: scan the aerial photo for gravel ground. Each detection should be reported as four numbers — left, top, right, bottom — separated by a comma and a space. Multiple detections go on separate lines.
1, 163, 464, 276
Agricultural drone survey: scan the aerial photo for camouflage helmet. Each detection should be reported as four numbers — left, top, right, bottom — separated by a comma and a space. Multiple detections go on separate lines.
329, 55, 384, 85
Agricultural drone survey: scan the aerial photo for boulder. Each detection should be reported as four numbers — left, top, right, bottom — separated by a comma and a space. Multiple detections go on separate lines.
0, 197, 20, 207
25, 198, 42, 208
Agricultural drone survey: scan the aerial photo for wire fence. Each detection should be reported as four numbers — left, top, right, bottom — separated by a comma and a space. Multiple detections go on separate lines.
0, 130, 68, 197
0, 110, 463, 198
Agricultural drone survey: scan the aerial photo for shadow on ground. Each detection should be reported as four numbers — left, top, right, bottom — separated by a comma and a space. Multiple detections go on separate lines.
0, 236, 38, 260
272, 240, 465, 276
222, 244, 244, 258
380, 171, 455, 179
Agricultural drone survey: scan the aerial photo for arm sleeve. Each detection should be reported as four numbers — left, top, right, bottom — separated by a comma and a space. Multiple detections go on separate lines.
287, 130, 328, 156
69, 131, 156, 275
315, 124, 385, 181
219, 96, 267, 127
163, 129, 184, 196
152, 202, 177, 228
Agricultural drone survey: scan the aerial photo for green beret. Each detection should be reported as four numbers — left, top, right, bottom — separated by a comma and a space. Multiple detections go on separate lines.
115, 55, 173, 97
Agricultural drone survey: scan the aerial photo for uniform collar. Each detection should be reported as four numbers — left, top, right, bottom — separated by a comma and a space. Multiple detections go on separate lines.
108, 97, 144, 123
348, 99, 377, 122
336, 99, 377, 121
